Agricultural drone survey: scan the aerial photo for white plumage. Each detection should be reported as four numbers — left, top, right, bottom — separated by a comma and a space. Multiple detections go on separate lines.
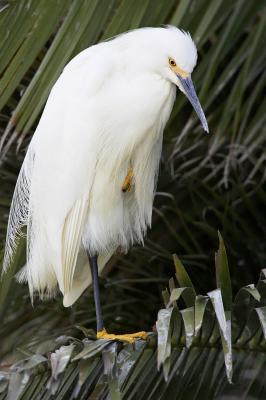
3, 26, 207, 307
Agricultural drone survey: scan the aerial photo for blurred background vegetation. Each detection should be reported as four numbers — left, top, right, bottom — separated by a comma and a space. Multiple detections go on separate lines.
0, 0, 265, 398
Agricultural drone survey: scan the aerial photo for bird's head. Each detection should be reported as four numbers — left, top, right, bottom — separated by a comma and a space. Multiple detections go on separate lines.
163, 27, 208, 133
115, 26, 208, 133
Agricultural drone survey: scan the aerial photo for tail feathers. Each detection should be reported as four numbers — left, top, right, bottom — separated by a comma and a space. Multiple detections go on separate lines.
16, 263, 58, 302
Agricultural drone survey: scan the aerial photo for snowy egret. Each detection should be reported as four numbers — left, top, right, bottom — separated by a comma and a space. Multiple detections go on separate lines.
3, 26, 208, 341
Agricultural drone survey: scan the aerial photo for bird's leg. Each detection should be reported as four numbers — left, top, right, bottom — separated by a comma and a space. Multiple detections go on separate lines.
88, 253, 148, 343
88, 254, 104, 332
121, 167, 133, 193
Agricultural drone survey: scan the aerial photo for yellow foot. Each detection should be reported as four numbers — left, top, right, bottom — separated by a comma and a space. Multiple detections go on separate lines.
97, 329, 148, 343
121, 167, 133, 193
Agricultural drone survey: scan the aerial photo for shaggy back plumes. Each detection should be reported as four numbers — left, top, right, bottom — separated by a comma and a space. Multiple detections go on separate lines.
3, 145, 34, 272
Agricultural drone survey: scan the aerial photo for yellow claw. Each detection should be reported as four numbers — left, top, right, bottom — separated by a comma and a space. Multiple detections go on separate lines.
97, 329, 148, 343
122, 167, 133, 193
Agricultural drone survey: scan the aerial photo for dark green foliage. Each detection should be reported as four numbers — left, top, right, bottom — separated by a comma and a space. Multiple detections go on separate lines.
0, 0, 266, 399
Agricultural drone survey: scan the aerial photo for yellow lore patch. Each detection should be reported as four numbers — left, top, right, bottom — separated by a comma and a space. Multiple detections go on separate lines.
172, 65, 189, 78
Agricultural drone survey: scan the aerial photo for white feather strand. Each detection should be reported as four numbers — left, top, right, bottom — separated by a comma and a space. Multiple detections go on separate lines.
3, 144, 35, 273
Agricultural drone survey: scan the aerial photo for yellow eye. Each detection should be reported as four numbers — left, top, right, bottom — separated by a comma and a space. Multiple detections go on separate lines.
169, 58, 176, 67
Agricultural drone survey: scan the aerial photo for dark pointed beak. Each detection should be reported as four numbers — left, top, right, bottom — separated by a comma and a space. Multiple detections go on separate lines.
177, 75, 209, 133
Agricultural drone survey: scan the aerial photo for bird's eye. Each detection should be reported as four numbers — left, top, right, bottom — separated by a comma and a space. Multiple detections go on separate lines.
169, 58, 176, 67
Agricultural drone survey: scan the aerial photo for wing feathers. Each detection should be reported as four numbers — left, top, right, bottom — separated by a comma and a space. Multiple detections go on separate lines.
63, 248, 113, 307
61, 197, 89, 294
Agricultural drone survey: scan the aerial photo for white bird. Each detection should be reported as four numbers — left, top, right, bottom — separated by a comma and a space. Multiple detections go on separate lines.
3, 26, 208, 341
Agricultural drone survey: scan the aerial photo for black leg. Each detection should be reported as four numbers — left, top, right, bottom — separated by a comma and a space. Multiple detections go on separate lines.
88, 254, 104, 332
